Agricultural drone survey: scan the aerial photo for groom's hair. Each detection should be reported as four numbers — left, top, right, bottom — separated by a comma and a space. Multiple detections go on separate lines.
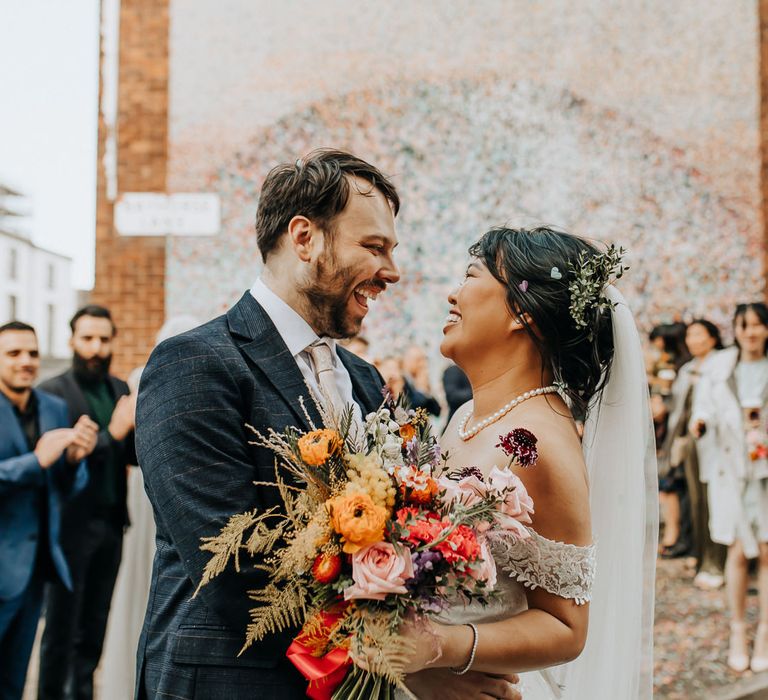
255, 148, 400, 262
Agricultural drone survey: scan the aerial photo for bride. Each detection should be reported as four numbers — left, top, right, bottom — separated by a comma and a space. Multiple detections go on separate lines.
384, 227, 657, 699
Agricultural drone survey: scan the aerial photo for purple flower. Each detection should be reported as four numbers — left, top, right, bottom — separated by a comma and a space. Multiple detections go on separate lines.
496, 428, 539, 467
411, 549, 443, 577
404, 438, 420, 466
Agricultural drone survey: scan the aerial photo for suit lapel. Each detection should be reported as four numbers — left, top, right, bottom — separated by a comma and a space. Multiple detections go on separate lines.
35, 389, 59, 434
60, 371, 91, 421
228, 293, 324, 431
0, 395, 29, 455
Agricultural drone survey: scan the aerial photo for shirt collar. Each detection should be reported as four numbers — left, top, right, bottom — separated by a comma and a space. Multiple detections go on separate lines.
250, 278, 337, 360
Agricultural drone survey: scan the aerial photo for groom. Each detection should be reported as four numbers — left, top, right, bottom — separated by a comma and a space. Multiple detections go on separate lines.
134, 150, 400, 698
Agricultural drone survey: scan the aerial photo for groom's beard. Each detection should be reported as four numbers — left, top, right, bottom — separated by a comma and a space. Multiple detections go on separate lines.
73, 351, 112, 384
301, 254, 373, 339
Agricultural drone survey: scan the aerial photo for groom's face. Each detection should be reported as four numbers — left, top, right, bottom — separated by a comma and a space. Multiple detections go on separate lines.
300, 182, 400, 338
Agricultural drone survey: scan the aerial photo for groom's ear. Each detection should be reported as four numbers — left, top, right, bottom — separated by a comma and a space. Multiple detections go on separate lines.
287, 215, 325, 262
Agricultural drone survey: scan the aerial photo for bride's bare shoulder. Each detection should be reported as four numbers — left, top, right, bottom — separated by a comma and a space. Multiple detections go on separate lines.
508, 403, 591, 545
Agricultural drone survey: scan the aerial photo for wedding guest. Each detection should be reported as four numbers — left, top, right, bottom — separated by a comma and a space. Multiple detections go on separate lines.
377, 355, 406, 400
0, 322, 92, 700
442, 362, 472, 423
662, 320, 727, 581
37, 305, 136, 700
344, 335, 371, 363
692, 303, 768, 672
402, 344, 442, 417
651, 323, 692, 557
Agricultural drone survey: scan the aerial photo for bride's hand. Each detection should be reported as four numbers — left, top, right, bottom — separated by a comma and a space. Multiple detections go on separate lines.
405, 668, 522, 700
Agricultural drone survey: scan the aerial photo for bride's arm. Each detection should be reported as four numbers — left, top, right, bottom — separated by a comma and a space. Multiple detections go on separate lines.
408, 420, 592, 675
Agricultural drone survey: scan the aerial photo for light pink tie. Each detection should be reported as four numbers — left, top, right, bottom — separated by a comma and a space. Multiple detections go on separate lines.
306, 341, 345, 414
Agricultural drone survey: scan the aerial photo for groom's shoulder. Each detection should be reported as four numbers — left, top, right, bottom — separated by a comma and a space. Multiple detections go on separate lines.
145, 313, 239, 373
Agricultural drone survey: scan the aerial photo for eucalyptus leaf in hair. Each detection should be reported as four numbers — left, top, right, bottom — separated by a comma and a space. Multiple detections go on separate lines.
567, 244, 628, 338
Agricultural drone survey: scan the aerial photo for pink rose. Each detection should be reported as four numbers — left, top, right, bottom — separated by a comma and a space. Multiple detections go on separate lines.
488, 466, 534, 537
470, 540, 497, 589
344, 542, 415, 601
438, 474, 488, 508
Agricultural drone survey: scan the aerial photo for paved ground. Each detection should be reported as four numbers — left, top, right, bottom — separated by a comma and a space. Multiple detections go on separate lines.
654, 557, 768, 699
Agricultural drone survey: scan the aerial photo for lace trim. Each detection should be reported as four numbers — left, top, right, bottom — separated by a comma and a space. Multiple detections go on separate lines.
488, 528, 596, 605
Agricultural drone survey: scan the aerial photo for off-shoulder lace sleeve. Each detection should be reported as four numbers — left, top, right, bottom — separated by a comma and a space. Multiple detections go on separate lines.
488, 528, 596, 605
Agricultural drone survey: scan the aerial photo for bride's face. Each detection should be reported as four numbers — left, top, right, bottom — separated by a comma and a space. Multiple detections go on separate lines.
440, 258, 515, 363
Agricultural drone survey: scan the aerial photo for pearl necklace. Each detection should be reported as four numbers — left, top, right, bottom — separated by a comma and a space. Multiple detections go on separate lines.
458, 385, 559, 441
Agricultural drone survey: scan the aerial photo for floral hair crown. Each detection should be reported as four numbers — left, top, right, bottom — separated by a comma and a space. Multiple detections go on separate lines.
567, 244, 628, 335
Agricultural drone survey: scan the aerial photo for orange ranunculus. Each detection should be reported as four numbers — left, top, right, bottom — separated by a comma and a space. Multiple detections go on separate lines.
327, 492, 388, 554
298, 429, 342, 466
399, 423, 416, 442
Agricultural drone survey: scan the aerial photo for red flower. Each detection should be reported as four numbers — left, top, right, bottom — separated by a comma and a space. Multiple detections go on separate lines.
396, 508, 444, 547
312, 552, 342, 584
434, 524, 481, 564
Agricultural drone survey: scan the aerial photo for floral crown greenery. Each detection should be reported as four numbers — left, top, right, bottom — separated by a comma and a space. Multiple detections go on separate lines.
567, 243, 628, 336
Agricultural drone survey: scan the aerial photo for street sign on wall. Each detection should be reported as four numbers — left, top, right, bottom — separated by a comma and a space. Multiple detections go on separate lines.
114, 193, 221, 236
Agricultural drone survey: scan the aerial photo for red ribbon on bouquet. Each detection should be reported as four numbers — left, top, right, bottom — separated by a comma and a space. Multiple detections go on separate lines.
287, 610, 352, 700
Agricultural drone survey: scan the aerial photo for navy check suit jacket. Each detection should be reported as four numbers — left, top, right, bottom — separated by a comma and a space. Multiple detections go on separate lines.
135, 293, 384, 699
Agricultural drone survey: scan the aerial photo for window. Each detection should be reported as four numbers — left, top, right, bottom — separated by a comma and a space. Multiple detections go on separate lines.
47, 263, 55, 290
8, 295, 17, 320
47, 304, 55, 355
8, 249, 17, 280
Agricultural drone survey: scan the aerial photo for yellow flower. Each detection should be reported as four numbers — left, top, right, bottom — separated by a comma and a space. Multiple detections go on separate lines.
327, 492, 388, 553
399, 423, 416, 442
298, 429, 342, 466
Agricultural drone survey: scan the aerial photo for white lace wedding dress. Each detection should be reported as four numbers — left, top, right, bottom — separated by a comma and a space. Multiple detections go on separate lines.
398, 528, 596, 699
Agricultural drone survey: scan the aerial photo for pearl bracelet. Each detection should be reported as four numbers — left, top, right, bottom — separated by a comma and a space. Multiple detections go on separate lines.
450, 623, 478, 675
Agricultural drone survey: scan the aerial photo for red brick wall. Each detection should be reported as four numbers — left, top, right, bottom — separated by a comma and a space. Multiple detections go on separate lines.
761, 0, 768, 294
92, 0, 168, 378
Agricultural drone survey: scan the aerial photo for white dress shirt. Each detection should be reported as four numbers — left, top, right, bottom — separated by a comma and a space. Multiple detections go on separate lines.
249, 279, 362, 424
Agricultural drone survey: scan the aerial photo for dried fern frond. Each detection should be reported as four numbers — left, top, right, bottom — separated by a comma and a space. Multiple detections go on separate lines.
244, 516, 287, 557
351, 610, 417, 687
241, 580, 307, 653
194, 508, 280, 596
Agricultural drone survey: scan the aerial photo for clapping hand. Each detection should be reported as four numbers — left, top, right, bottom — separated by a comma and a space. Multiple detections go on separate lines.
66, 415, 99, 463
34, 429, 77, 468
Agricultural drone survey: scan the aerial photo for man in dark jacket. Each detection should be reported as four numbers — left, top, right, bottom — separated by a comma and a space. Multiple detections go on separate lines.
135, 150, 401, 699
0, 321, 93, 700
37, 306, 136, 700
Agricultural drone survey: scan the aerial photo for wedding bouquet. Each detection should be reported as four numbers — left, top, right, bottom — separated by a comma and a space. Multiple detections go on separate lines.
196, 395, 537, 699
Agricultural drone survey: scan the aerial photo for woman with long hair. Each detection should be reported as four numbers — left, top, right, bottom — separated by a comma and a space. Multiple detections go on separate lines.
692, 303, 768, 672
373, 227, 657, 700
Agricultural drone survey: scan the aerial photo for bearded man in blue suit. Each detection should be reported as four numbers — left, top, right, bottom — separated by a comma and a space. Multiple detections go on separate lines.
0, 322, 96, 700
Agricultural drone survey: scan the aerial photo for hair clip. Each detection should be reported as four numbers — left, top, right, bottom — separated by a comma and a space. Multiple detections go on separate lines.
295, 158, 303, 169
518, 280, 529, 293
550, 267, 562, 280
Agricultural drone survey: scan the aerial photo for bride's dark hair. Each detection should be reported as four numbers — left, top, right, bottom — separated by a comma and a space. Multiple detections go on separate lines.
469, 226, 615, 418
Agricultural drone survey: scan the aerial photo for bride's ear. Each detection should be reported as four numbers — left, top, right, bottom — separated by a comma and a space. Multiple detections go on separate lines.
509, 311, 534, 334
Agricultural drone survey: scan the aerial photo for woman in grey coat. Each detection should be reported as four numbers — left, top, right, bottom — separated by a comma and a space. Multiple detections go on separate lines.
692, 303, 768, 673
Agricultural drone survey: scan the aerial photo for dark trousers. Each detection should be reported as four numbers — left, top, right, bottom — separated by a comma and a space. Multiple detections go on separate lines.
0, 572, 44, 700
684, 453, 727, 575
38, 517, 123, 700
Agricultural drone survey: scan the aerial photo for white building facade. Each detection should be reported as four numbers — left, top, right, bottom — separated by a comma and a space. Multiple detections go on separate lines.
1, 230, 77, 358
